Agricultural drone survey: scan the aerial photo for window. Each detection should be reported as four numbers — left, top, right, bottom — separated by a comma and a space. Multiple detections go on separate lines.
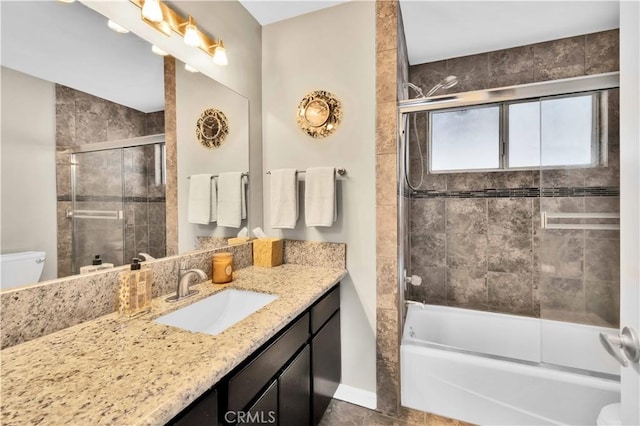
431, 106, 501, 171
428, 93, 600, 173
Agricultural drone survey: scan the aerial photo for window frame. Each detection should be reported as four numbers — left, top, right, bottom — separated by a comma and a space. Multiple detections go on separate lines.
425, 91, 605, 175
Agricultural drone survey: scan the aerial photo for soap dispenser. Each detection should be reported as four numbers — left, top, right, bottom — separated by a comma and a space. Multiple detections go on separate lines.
118, 258, 154, 318
80, 254, 114, 274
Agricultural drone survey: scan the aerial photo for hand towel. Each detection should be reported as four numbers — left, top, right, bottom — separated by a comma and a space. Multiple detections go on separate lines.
241, 175, 248, 220
304, 167, 336, 227
217, 172, 243, 228
187, 174, 213, 225
270, 169, 298, 229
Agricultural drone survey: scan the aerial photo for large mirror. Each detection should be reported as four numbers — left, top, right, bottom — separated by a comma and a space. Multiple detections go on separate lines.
0, 1, 249, 289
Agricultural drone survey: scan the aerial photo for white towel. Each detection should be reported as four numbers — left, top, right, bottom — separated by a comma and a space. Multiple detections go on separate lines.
217, 172, 243, 228
187, 174, 213, 225
270, 169, 298, 229
241, 175, 248, 220
304, 167, 336, 227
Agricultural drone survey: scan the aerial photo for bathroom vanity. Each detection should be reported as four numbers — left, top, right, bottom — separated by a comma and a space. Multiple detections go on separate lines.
172, 285, 340, 425
0, 264, 346, 425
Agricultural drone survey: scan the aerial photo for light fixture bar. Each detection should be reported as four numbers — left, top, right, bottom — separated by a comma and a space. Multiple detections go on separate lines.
130, 0, 227, 65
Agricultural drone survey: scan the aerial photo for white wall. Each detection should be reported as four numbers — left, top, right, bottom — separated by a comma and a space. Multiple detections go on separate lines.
0, 66, 57, 281
176, 63, 250, 251
619, 1, 640, 423
262, 2, 376, 394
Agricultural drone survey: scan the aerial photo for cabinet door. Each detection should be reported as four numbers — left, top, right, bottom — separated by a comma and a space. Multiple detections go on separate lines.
228, 313, 309, 412
312, 312, 341, 425
243, 380, 278, 426
279, 345, 311, 426
172, 389, 218, 426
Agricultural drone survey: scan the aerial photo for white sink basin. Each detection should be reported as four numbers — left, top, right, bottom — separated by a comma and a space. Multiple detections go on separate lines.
154, 289, 278, 335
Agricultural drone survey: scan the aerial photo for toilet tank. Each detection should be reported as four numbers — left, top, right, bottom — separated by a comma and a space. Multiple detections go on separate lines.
0, 251, 46, 291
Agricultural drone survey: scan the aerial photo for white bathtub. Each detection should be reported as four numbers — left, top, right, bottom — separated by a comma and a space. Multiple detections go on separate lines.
401, 304, 621, 425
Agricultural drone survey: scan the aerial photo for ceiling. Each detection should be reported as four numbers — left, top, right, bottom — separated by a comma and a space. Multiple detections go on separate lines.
400, 1, 620, 65
238, 0, 349, 25
238, 0, 619, 65
0, 1, 619, 113
0, 1, 164, 113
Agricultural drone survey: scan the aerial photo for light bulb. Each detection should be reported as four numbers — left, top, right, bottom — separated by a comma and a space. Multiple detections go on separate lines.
183, 22, 201, 47
213, 43, 228, 66
151, 45, 168, 56
57, 0, 76, 3
142, 0, 163, 23
184, 64, 199, 73
107, 20, 129, 34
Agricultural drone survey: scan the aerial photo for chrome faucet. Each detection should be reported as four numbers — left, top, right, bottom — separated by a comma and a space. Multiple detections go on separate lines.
166, 265, 208, 302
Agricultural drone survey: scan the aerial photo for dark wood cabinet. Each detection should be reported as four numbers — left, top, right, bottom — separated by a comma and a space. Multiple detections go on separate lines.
228, 313, 309, 413
244, 380, 278, 426
279, 345, 311, 426
169, 284, 340, 426
170, 389, 218, 426
311, 312, 341, 425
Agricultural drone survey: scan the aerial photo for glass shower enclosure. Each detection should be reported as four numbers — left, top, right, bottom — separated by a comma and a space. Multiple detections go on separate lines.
68, 135, 166, 274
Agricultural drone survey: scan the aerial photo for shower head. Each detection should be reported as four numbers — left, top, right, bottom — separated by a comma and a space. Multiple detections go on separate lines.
402, 82, 426, 99
425, 75, 458, 97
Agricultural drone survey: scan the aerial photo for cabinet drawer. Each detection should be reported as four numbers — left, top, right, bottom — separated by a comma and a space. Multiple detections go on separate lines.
310, 285, 340, 335
228, 313, 309, 412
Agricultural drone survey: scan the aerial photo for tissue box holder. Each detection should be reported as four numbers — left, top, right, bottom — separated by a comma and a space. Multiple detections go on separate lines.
228, 237, 251, 246
253, 238, 283, 267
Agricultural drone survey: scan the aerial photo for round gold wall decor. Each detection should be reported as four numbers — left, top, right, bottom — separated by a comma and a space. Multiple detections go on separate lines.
296, 90, 342, 138
196, 108, 229, 149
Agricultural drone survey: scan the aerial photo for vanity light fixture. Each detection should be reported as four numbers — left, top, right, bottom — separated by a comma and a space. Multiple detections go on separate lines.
151, 45, 169, 56
182, 16, 201, 47
130, 0, 228, 66
141, 0, 163, 23
184, 64, 199, 73
57, 0, 76, 3
212, 41, 228, 66
107, 20, 130, 34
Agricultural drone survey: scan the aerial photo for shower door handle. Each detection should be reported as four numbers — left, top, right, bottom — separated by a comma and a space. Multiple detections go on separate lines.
599, 327, 640, 367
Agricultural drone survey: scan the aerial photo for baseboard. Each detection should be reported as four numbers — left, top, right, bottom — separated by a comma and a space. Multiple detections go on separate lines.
333, 384, 377, 409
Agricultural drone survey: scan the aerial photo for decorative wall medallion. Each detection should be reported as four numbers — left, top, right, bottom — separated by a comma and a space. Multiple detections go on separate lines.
296, 90, 342, 138
196, 108, 229, 149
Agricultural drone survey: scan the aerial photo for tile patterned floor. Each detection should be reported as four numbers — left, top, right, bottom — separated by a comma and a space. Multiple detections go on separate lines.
319, 399, 473, 426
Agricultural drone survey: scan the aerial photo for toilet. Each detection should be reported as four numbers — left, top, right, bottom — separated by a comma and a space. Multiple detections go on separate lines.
597, 403, 621, 426
0, 251, 46, 290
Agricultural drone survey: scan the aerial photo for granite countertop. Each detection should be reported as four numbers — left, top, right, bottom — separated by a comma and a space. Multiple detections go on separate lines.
0, 264, 347, 426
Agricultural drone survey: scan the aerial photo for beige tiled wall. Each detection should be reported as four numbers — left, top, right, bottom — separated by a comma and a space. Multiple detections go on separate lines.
55, 84, 166, 277
375, 12, 619, 421
375, 0, 400, 416
406, 30, 620, 328
164, 56, 179, 257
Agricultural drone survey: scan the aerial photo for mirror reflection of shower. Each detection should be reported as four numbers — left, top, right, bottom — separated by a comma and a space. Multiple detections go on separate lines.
402, 75, 458, 190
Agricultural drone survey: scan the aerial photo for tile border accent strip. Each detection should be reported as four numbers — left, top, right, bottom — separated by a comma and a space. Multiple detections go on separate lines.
58, 195, 167, 202
410, 186, 620, 199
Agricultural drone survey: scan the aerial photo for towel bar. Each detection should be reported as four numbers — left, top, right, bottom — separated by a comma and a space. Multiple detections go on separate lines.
541, 212, 620, 230
266, 167, 347, 176
65, 209, 124, 220
187, 173, 249, 179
